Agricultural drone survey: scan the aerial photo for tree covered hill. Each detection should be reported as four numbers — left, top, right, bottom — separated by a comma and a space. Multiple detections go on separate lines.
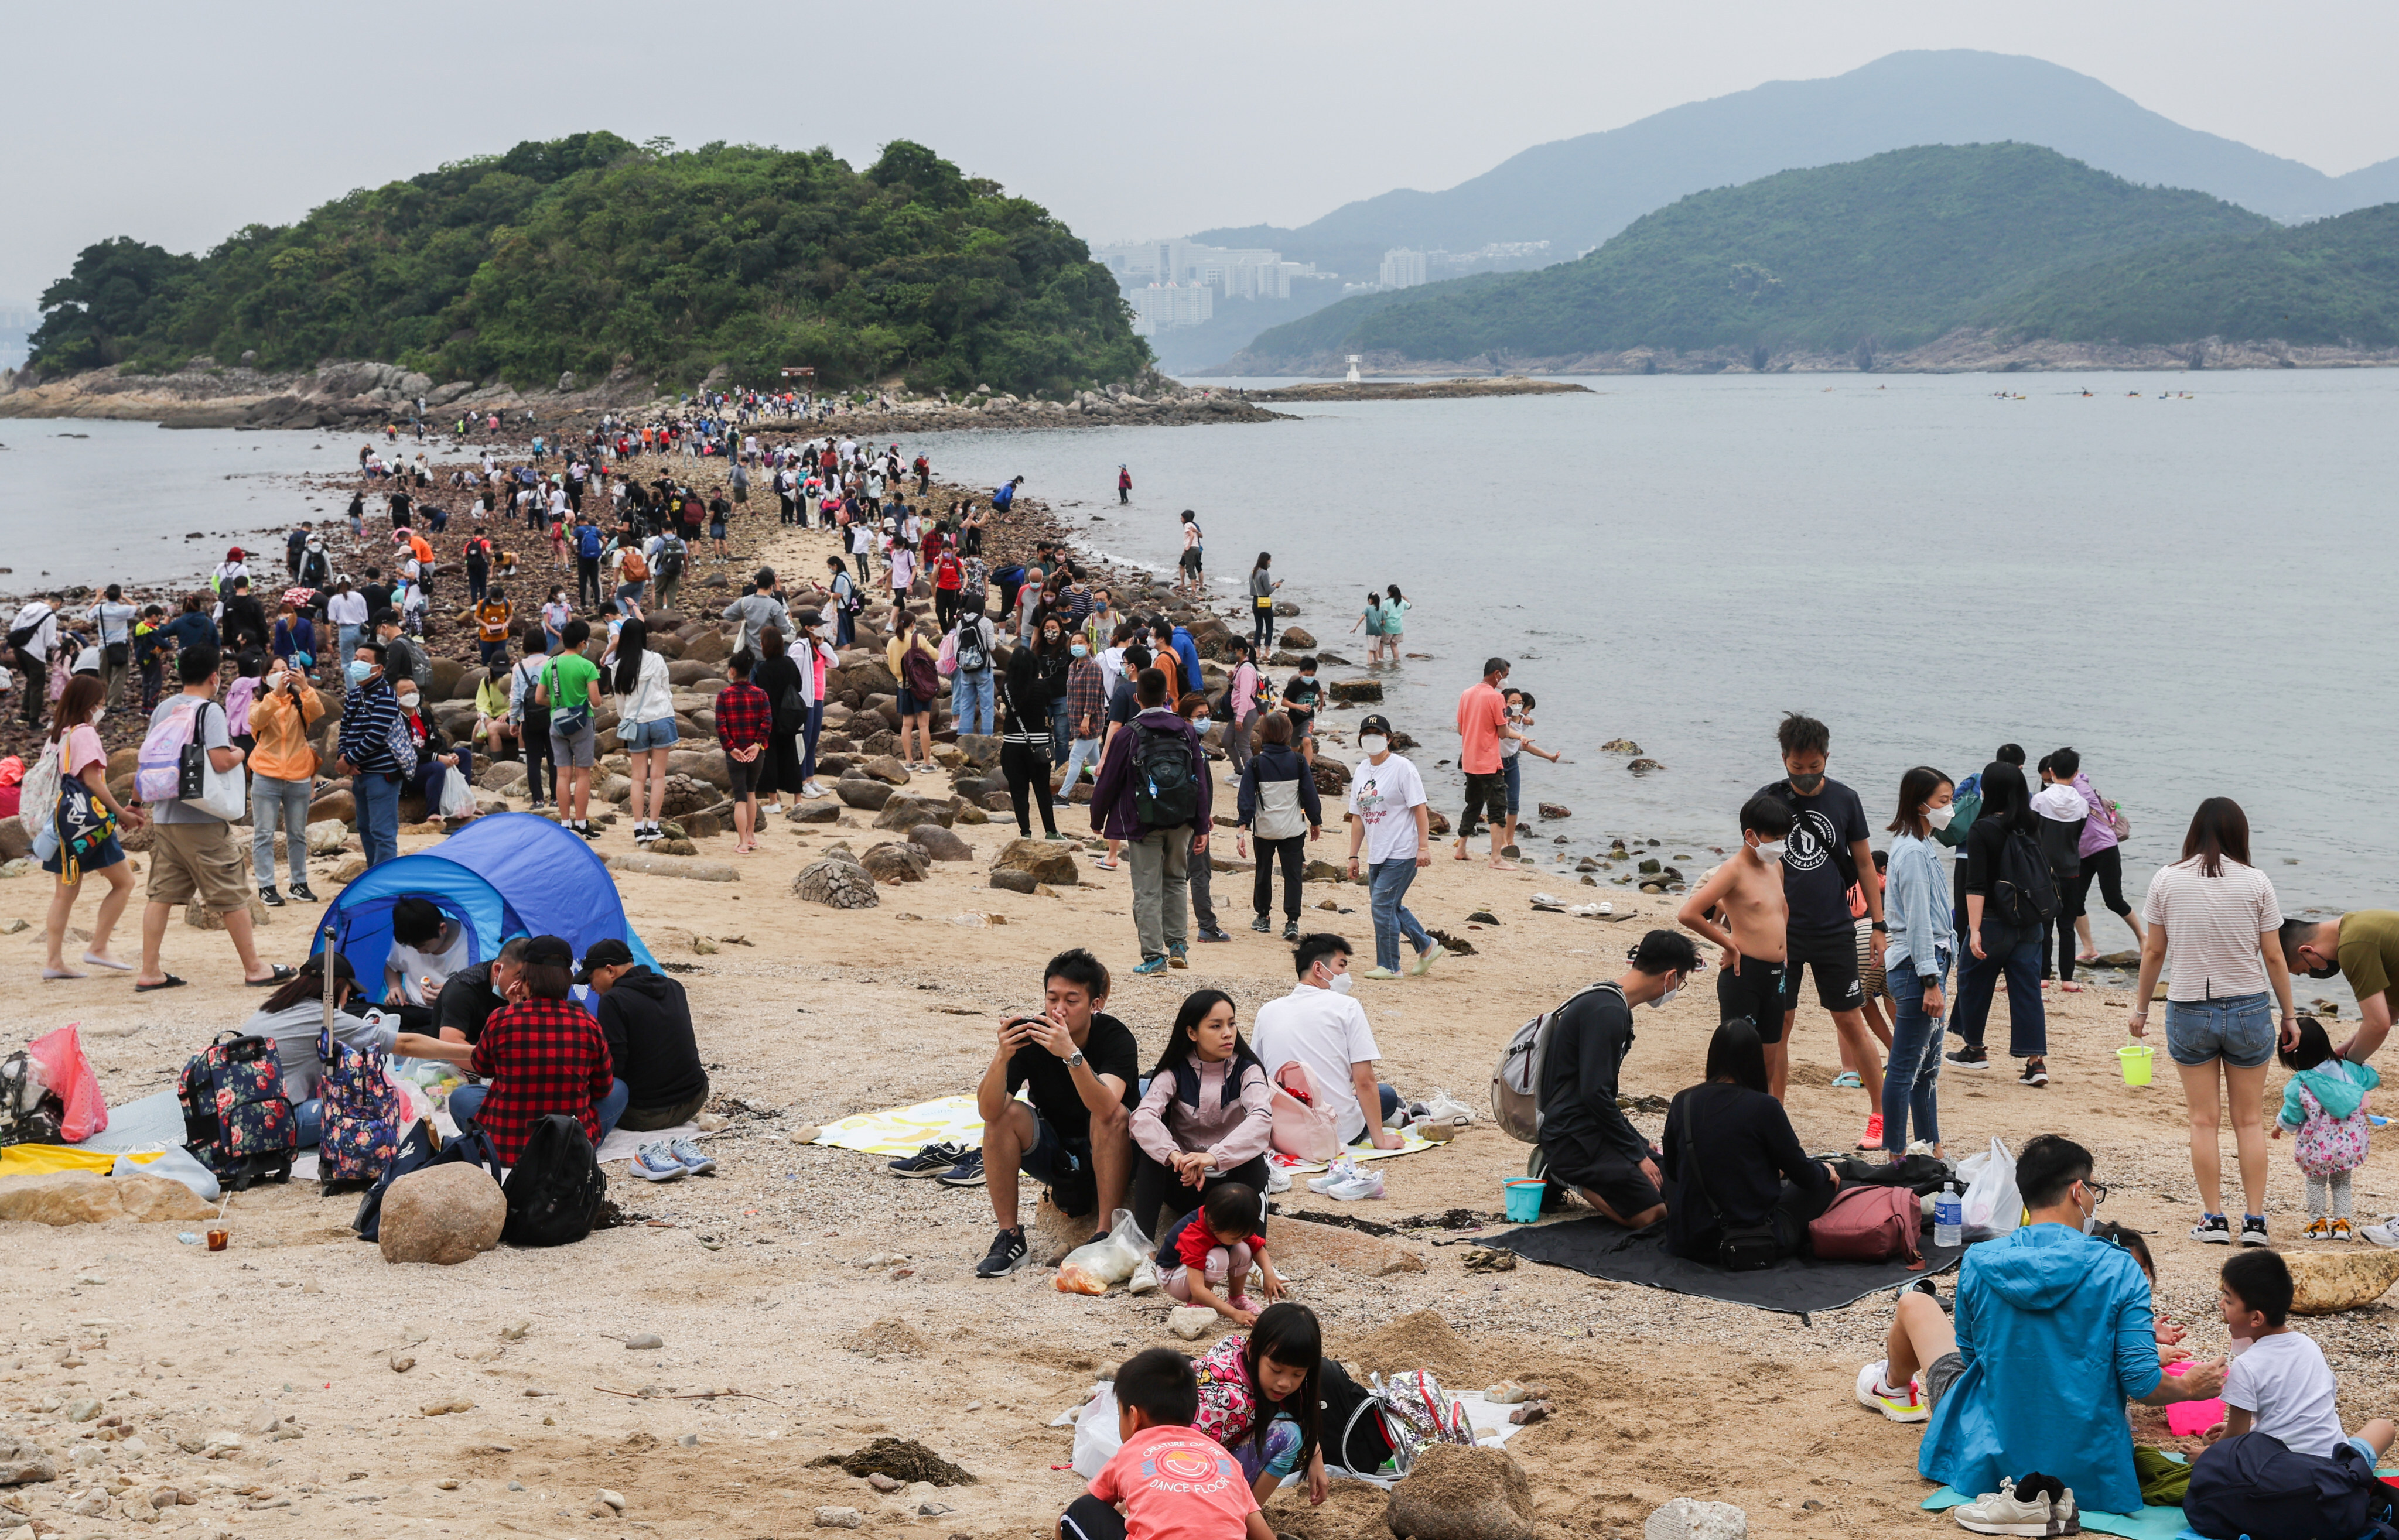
27, 133, 1150, 396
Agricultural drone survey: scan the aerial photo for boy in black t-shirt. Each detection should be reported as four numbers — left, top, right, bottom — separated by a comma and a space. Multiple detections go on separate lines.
965, 949, 1140, 1278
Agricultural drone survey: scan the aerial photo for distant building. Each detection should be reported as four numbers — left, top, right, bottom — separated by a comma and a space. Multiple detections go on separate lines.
1096, 241, 1318, 303
1125, 282, 1215, 336
1379, 248, 1428, 290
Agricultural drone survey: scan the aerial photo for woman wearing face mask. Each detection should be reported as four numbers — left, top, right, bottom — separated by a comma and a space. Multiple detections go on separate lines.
1236, 712, 1321, 943
1880, 767, 1954, 1159
1660, 1018, 1843, 1263
246, 656, 326, 908
1178, 693, 1233, 944
996, 635, 1061, 841
1224, 641, 1264, 778
391, 676, 471, 819
1343, 714, 1440, 980
1245, 554, 1280, 654
1036, 618, 1075, 766
1055, 631, 1106, 799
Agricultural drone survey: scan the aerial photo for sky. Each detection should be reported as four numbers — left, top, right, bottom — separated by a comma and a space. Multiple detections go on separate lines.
6, 0, 2398, 310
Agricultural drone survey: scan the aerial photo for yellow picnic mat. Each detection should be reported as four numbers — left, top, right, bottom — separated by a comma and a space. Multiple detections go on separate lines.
0, 1145, 161, 1178
812, 1094, 1439, 1172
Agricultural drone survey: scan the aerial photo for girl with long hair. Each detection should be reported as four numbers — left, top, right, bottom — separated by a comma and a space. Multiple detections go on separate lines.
1880, 766, 1955, 1158
606, 618, 677, 845
39, 675, 141, 980
1946, 762, 2049, 1083
1129, 990, 1271, 1236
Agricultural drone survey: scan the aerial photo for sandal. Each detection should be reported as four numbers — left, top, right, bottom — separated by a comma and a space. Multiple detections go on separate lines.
1831, 1071, 1863, 1090
134, 974, 189, 993
245, 964, 298, 987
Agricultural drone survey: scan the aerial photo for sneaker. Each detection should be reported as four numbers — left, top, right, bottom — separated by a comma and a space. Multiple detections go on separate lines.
288, 883, 319, 903
1225, 1291, 1262, 1315
2332, 1218, 2355, 1243
1133, 956, 1170, 977
1409, 942, 1448, 977
1127, 1259, 1161, 1295
1857, 1113, 1885, 1151
1358, 965, 1403, 981
888, 1140, 970, 1179
1250, 914, 1272, 933
1167, 945, 1189, 969
975, 1227, 1028, 1278
1307, 1157, 1362, 1195
2020, 1058, 2049, 1087
1831, 1070, 1863, 1089
667, 1137, 716, 1174
259, 887, 285, 908
2303, 1217, 2331, 1241
2191, 1213, 2232, 1244
935, 1150, 987, 1187
1952, 1477, 2077, 1536
630, 1144, 686, 1182
2240, 1215, 2270, 1247
1325, 1168, 1386, 1201
1945, 1043, 1990, 1070
2363, 1216, 2399, 1249
1282, 920, 1298, 942
1263, 1163, 1293, 1195
1855, 1361, 1929, 1423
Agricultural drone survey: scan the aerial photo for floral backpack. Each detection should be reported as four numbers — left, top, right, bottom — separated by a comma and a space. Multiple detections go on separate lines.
314, 1026, 402, 1186
176, 1032, 297, 1191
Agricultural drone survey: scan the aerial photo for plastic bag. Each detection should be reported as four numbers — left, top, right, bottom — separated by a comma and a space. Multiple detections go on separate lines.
1958, 1136, 2020, 1234
114, 1144, 221, 1203
436, 765, 475, 819
1070, 1382, 1122, 1478
26, 1024, 108, 1142
1056, 1207, 1147, 1291
1269, 1062, 1341, 1163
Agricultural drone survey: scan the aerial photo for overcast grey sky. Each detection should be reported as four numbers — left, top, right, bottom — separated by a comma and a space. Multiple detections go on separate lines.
8, 0, 2397, 306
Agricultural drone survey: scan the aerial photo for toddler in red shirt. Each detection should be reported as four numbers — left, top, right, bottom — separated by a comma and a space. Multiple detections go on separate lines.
1160, 1183, 1284, 1326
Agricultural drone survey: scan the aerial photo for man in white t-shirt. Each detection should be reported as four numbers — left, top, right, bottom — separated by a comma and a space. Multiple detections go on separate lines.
1345, 713, 1444, 981
383, 895, 473, 1032
1250, 933, 1402, 1151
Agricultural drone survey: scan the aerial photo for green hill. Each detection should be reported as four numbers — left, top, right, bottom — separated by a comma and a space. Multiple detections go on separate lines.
1233, 143, 2272, 367
27, 133, 1149, 396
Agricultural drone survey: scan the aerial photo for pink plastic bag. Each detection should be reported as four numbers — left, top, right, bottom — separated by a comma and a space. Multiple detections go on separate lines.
2161, 1360, 2226, 1436
1268, 1062, 1341, 1163
27, 1024, 108, 1142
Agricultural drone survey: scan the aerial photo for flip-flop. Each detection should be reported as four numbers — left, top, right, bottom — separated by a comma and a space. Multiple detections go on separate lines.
83, 953, 134, 972
245, 964, 297, 987
41, 968, 88, 981
134, 974, 189, 993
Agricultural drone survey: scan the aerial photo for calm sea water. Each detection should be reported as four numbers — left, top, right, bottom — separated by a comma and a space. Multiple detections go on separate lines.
914, 369, 2399, 936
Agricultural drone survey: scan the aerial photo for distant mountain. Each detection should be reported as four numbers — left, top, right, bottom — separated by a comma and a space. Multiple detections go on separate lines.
1227, 145, 2275, 371
1189, 50, 2395, 286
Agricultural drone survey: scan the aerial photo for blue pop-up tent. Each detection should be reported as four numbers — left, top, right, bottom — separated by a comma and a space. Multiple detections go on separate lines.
306, 812, 657, 992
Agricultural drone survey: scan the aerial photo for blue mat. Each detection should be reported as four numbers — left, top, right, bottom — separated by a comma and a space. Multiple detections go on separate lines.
1923, 1486, 2190, 1540
70, 1090, 188, 1155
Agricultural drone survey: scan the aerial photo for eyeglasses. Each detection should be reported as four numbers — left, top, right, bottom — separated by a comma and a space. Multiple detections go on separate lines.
2082, 1180, 2108, 1208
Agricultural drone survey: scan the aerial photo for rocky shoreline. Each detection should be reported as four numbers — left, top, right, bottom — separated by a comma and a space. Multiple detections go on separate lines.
1243, 376, 1591, 402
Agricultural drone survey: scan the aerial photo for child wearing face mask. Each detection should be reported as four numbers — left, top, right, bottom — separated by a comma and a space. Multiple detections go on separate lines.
1677, 795, 1796, 1093
1178, 693, 1233, 944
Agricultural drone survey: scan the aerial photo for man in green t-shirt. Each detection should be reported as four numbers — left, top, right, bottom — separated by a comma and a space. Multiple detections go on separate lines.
535, 618, 602, 837
2280, 912, 2399, 1063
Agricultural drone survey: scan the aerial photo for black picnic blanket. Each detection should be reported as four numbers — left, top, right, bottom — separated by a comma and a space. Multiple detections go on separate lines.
1481, 1215, 1966, 1317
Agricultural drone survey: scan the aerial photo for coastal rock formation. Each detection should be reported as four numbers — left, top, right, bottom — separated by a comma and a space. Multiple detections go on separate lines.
1538, 803, 1572, 819
907, 825, 973, 861
837, 778, 895, 811
1327, 680, 1382, 704
795, 854, 881, 909
1279, 627, 1317, 649
874, 795, 956, 830
0, 1171, 214, 1226
377, 1164, 506, 1265
991, 839, 1078, 887
2287, 1248, 2399, 1315
861, 842, 931, 885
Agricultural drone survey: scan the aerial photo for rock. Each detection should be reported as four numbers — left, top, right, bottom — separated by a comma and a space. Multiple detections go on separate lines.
1537, 802, 1571, 820
62, 1399, 101, 1423
479, 761, 528, 792
795, 855, 881, 909
0, 1171, 134, 1225
329, 854, 370, 885
953, 733, 1000, 768
874, 794, 956, 831
815, 1508, 864, 1529
1167, 1306, 1217, 1341
308, 789, 356, 824
991, 837, 1078, 886
989, 869, 1039, 895
1303, 860, 1345, 882
303, 819, 350, 854
114, 1174, 216, 1222
1627, 758, 1663, 773
1386, 1445, 1536, 1540
837, 778, 895, 811
1644, 1498, 1747, 1540
2287, 1249, 2399, 1315
598, 1489, 627, 1511
1279, 627, 1317, 648
0, 1433, 54, 1486
862, 755, 913, 786
907, 824, 972, 861
866, 1473, 900, 1493
1601, 738, 1642, 754
377, 1163, 506, 1265
624, 1333, 664, 1350
787, 799, 842, 823
665, 748, 731, 792
1327, 679, 1382, 704
1311, 758, 1351, 795
862, 842, 931, 884
607, 853, 740, 882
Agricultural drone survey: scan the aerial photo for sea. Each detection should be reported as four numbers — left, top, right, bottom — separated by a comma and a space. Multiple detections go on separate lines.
4, 374, 2393, 957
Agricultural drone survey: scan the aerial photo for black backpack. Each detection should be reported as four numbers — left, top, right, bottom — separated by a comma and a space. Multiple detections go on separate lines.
2185, 1432, 2398, 1540
657, 540, 685, 580
1132, 721, 1199, 830
1991, 828, 2060, 929
501, 1114, 605, 1247
955, 620, 989, 675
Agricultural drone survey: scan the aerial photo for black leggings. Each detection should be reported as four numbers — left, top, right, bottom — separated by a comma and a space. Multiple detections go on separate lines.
1253, 834, 1305, 920
1001, 740, 1056, 837
1129, 1149, 1273, 1239
1251, 603, 1273, 652
520, 709, 558, 803
2073, 844, 2131, 918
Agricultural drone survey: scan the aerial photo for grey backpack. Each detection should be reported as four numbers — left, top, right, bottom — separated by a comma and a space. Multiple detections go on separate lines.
1491, 983, 1623, 1144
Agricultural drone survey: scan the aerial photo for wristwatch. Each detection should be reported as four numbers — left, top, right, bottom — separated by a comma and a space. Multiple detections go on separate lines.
1064, 1050, 1086, 1070
1870, 922, 1887, 932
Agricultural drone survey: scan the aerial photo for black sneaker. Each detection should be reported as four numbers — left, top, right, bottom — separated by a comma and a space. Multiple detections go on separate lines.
2192, 1214, 2232, 1244
288, 884, 319, 904
935, 1150, 986, 1187
1250, 914, 1272, 933
258, 887, 285, 908
888, 1140, 968, 1179
975, 1227, 1027, 1278
2020, 1058, 2049, 1087
1282, 920, 1299, 942
2240, 1215, 2270, 1247
1945, 1043, 1990, 1069
1197, 928, 1231, 943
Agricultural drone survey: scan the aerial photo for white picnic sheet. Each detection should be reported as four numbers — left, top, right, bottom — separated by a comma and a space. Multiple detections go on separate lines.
1050, 1386, 1530, 1466
812, 1091, 1439, 1173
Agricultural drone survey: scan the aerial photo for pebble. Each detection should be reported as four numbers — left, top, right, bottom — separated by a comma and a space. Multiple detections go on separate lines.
500, 1320, 531, 1341
63, 1399, 101, 1422
421, 1401, 474, 1417
867, 1473, 900, 1493
815, 1507, 864, 1528
1167, 1306, 1215, 1341
624, 1333, 665, 1350
599, 1489, 627, 1511
435, 1479, 461, 1490
679, 1434, 700, 1447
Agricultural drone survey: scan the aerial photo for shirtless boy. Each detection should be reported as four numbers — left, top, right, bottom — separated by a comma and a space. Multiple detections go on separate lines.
1678, 795, 1799, 1098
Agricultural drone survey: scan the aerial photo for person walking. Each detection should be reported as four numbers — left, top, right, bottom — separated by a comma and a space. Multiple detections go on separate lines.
1946, 762, 2049, 1087
86, 585, 138, 709
1246, 555, 1280, 653
245, 656, 324, 908
8, 598, 58, 726
1092, 666, 1211, 976
1880, 767, 1955, 1159
997, 637, 1060, 841
2059, 747, 2145, 961
1236, 712, 1321, 941
1117, 464, 1132, 505
1348, 590, 1384, 666
1224, 641, 1265, 779
1378, 585, 1409, 662
1345, 713, 1443, 980
1177, 692, 1233, 945
2129, 798, 2297, 1247
752, 626, 808, 813
37, 675, 142, 980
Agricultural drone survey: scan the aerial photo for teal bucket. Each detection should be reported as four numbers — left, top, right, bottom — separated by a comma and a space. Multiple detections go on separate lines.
1503, 1178, 1546, 1223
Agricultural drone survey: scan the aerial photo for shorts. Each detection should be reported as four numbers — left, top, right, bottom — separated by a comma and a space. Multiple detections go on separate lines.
2165, 992, 2276, 1069
1460, 771, 1508, 834
1922, 1350, 1966, 1412
1780, 929, 1865, 1014
146, 820, 251, 911
551, 720, 598, 768
44, 833, 126, 878
618, 716, 679, 752
1178, 548, 1202, 572
1024, 1111, 1097, 1217
1857, 918, 1887, 1001
1286, 709, 1314, 743
1501, 755, 1522, 815
726, 752, 759, 801
1717, 955, 1791, 1043
896, 686, 927, 716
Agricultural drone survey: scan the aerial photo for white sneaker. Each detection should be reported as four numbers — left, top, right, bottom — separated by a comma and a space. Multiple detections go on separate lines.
630, 1144, 686, 1183
1306, 1157, 1360, 1195
2362, 1216, 2399, 1249
1855, 1360, 1929, 1423
1324, 1168, 1385, 1201
1263, 1164, 1293, 1195
1952, 1479, 2077, 1536
1126, 1259, 1160, 1296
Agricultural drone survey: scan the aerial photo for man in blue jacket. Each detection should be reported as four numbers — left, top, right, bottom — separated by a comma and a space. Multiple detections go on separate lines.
1857, 1135, 2226, 1527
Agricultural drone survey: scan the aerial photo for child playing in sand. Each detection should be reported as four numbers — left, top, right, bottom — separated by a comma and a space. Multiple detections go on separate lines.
1157, 1183, 1284, 1326
1060, 1349, 1270, 1540
2213, 1249, 2396, 1460
2275, 1016, 2380, 1241
1677, 795, 1797, 1097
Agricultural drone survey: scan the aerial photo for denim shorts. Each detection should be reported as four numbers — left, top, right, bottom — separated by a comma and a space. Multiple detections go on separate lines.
2165, 991, 2275, 1069
618, 716, 679, 752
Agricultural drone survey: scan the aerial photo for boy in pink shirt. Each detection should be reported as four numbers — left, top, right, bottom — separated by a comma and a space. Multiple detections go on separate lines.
1062, 1349, 1272, 1540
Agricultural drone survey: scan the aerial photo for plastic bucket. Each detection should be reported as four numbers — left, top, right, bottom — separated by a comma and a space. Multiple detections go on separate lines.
1503, 1178, 1546, 1223
2117, 1042, 2155, 1087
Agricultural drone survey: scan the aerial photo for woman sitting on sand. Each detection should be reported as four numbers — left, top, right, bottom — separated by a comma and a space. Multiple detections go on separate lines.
1659, 1021, 1840, 1264
1129, 990, 1274, 1238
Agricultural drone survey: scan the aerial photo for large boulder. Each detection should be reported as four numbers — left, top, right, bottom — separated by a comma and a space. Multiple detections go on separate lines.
794, 854, 880, 908
861, 841, 930, 884
1328, 679, 1382, 704
480, 759, 529, 792
954, 733, 1000, 769
787, 800, 843, 824
309, 790, 356, 824
682, 628, 730, 663
1312, 758, 1352, 793
449, 665, 487, 701
907, 824, 973, 861
658, 774, 719, 819
426, 658, 468, 699
873, 794, 955, 831
860, 755, 912, 786
848, 659, 900, 697
836, 777, 894, 811
989, 868, 1039, 895
2288, 1248, 2399, 1315
377, 1163, 506, 1265
665, 658, 719, 687
1279, 626, 1317, 649
0, 1171, 213, 1225
1384, 1445, 1535, 1540
991, 837, 1078, 887
666, 747, 731, 790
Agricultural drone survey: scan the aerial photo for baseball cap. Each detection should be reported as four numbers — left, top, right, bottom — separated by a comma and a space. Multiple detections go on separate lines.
1358, 713, 1394, 738
573, 937, 634, 984
522, 935, 574, 970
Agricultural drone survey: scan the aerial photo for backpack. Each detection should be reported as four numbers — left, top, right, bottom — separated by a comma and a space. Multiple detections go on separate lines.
2185, 1432, 2399, 1540
576, 523, 602, 559
1991, 828, 2060, 929
0, 1049, 64, 1147
16, 739, 62, 839
6, 601, 50, 651
619, 548, 648, 582
501, 1113, 605, 1246
313, 1026, 404, 1186
1132, 721, 1198, 830
351, 1118, 502, 1242
134, 697, 204, 805
1491, 982, 1622, 1143
175, 1032, 297, 1192
954, 621, 989, 675
1806, 1183, 1923, 1262
901, 642, 939, 701
657, 541, 685, 580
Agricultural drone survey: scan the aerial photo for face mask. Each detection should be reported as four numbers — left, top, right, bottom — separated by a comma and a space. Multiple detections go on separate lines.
1327, 971, 1354, 995
1071, 644, 1088, 658
1789, 772, 1825, 794
90, 709, 105, 727
1925, 804, 1954, 831
347, 661, 374, 684
1192, 716, 1211, 730
397, 694, 419, 711
2080, 1189, 2099, 1236
2307, 960, 2341, 981
1652, 981, 1681, 1009
1359, 734, 1389, 757
1754, 839, 1787, 863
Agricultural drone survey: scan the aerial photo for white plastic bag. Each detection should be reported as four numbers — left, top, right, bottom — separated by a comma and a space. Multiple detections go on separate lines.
436, 765, 474, 819
115, 1145, 222, 1203
1055, 1207, 1148, 1293
1958, 1136, 2021, 1234
1070, 1382, 1122, 1478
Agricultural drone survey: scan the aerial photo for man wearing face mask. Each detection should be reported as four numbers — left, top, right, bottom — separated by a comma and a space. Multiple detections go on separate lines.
1252, 934, 1404, 1153
2279, 916, 2399, 1069
1678, 796, 1798, 1092
335, 642, 407, 868
1530, 929, 1701, 1227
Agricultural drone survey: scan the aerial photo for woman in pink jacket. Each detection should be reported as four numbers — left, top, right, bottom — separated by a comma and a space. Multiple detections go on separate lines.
1129, 989, 1274, 1237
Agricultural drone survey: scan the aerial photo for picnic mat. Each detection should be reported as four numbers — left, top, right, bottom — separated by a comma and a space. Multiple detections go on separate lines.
1923, 1487, 2189, 1540
813, 1092, 1438, 1172
1481, 1214, 1964, 1316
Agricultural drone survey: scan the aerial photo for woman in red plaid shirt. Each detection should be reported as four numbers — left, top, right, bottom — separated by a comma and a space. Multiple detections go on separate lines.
433, 935, 624, 1162
715, 648, 773, 853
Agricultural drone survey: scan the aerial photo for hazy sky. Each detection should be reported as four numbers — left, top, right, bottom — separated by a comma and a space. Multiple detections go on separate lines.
8, 0, 2397, 307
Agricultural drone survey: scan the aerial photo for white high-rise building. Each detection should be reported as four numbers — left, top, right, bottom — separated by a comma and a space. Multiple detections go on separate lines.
1125, 282, 1215, 336
1379, 248, 1428, 290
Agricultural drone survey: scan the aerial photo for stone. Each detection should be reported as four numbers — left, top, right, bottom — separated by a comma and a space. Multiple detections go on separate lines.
1303, 860, 1345, 882
1167, 1306, 1217, 1341
1644, 1498, 1746, 1540
114, 1175, 216, 1222
186, 895, 271, 930
61, 1400, 101, 1423
955, 803, 989, 825
606, 853, 740, 882
795, 855, 881, 909
596, 772, 634, 804
991, 837, 1078, 886
837, 778, 895, 812
656, 774, 719, 818
480, 760, 528, 791
874, 794, 956, 831
1601, 738, 1642, 754
989, 869, 1038, 895
788, 800, 842, 824
329, 854, 370, 885
815, 1508, 864, 1529
665, 748, 731, 791
0, 1433, 54, 1486
599, 1489, 627, 1511
2287, 1249, 2399, 1315
1537, 802, 1572, 819
0, 1171, 142, 1225
1386, 1445, 1537, 1540
303, 819, 350, 855
907, 824, 973, 861
307, 788, 356, 824
866, 1473, 900, 1493
1327, 679, 1382, 704
862, 755, 913, 786
861, 842, 931, 884
1627, 758, 1663, 773
624, 1333, 664, 1350
377, 1163, 506, 1265
1311, 758, 1351, 794
953, 733, 1000, 768
1279, 626, 1317, 648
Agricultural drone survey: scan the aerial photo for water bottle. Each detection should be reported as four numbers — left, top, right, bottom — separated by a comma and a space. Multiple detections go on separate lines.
1935, 1182, 1963, 1249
